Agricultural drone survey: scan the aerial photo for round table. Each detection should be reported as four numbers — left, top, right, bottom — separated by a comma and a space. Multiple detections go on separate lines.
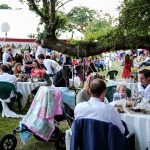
17, 82, 46, 107
120, 112, 150, 150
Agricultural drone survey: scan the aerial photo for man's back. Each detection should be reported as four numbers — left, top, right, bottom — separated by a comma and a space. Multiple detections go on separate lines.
74, 97, 125, 134
0, 73, 17, 85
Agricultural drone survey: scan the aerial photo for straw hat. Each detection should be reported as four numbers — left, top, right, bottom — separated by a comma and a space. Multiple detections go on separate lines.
5, 44, 12, 51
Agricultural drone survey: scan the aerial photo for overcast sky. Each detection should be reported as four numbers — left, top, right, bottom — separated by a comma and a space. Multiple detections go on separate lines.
0, 0, 122, 38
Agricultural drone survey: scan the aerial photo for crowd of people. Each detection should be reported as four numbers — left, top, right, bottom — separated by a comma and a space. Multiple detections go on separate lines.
0, 39, 150, 149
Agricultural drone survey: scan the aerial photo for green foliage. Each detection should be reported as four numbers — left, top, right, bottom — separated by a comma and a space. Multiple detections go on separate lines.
118, 0, 150, 36
0, 4, 11, 9
67, 6, 96, 31
22, 0, 71, 39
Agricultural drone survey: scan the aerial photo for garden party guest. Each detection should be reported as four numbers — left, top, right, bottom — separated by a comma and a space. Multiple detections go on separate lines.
138, 69, 150, 99
113, 85, 128, 101
76, 73, 104, 104
13, 63, 23, 75
2, 44, 14, 65
122, 54, 132, 79
30, 59, 45, 79
34, 40, 46, 59
37, 54, 66, 87
75, 78, 125, 134
23, 50, 33, 74
0, 65, 17, 85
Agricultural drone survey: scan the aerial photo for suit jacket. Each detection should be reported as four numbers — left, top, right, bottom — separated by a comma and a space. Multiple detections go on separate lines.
70, 118, 129, 150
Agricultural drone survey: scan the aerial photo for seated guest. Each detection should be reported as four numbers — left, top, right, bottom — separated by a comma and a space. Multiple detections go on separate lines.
113, 85, 127, 101
74, 78, 125, 134
13, 63, 23, 75
23, 50, 33, 74
30, 60, 45, 79
0, 65, 17, 85
138, 69, 150, 99
13, 63, 27, 81
76, 73, 104, 104
139, 55, 150, 68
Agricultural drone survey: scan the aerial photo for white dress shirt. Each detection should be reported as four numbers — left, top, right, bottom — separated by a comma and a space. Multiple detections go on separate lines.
35, 45, 46, 59
43, 59, 62, 75
138, 82, 144, 92
143, 84, 150, 99
0, 73, 17, 85
2, 51, 12, 65
74, 97, 125, 134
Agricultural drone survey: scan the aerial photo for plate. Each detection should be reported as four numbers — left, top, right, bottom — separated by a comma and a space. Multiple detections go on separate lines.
131, 107, 141, 112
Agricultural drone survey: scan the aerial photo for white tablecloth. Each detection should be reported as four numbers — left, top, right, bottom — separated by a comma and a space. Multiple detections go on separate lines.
121, 113, 150, 150
17, 82, 46, 108
69, 76, 81, 87
107, 80, 138, 94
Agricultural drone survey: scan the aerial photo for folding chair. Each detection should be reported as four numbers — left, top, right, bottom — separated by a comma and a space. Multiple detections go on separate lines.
0, 81, 22, 113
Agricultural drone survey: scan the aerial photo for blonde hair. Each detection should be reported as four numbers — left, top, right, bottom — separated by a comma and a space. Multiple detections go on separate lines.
84, 72, 104, 90
14, 62, 22, 74
116, 84, 127, 92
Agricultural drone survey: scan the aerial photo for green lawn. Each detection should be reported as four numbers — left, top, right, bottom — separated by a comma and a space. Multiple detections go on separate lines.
0, 61, 149, 150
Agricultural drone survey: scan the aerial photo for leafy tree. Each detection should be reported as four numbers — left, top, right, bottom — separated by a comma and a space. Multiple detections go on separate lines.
116, 0, 150, 48
20, 0, 72, 39
118, 0, 150, 36
0, 4, 11, 9
67, 6, 96, 32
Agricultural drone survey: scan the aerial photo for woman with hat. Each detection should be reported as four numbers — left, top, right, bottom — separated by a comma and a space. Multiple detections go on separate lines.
2, 44, 14, 74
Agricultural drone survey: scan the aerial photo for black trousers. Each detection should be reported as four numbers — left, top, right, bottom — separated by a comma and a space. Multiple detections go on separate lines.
53, 70, 66, 87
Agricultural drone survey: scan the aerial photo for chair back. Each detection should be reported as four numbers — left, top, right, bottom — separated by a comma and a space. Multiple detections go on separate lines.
71, 118, 129, 150
106, 85, 131, 102
106, 86, 116, 102
0, 82, 15, 99
107, 70, 118, 80
60, 101, 74, 127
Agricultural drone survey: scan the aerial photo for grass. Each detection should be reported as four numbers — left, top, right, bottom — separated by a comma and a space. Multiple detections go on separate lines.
0, 61, 149, 150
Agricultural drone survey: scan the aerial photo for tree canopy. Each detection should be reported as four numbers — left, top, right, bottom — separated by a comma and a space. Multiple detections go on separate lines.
0, 4, 11, 9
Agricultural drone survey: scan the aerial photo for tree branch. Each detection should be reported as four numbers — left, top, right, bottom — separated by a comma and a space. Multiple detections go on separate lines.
26, 0, 48, 23
56, 0, 73, 12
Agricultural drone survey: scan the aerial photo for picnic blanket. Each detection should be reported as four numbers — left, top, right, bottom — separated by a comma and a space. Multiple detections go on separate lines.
20, 87, 62, 143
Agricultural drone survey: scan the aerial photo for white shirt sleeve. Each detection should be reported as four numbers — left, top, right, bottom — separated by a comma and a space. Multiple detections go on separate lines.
110, 107, 125, 134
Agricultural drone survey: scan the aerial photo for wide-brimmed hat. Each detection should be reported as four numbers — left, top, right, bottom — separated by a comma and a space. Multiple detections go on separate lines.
5, 44, 12, 51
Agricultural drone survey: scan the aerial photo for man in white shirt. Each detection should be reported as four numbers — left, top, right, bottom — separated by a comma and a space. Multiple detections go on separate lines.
75, 79, 125, 134
35, 40, 46, 59
138, 69, 150, 99
0, 65, 17, 85
37, 54, 66, 87
0, 65, 22, 112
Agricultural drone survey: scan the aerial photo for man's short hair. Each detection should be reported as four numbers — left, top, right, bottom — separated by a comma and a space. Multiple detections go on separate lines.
139, 69, 150, 78
1, 65, 10, 73
35, 40, 41, 45
38, 54, 45, 59
89, 79, 106, 97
